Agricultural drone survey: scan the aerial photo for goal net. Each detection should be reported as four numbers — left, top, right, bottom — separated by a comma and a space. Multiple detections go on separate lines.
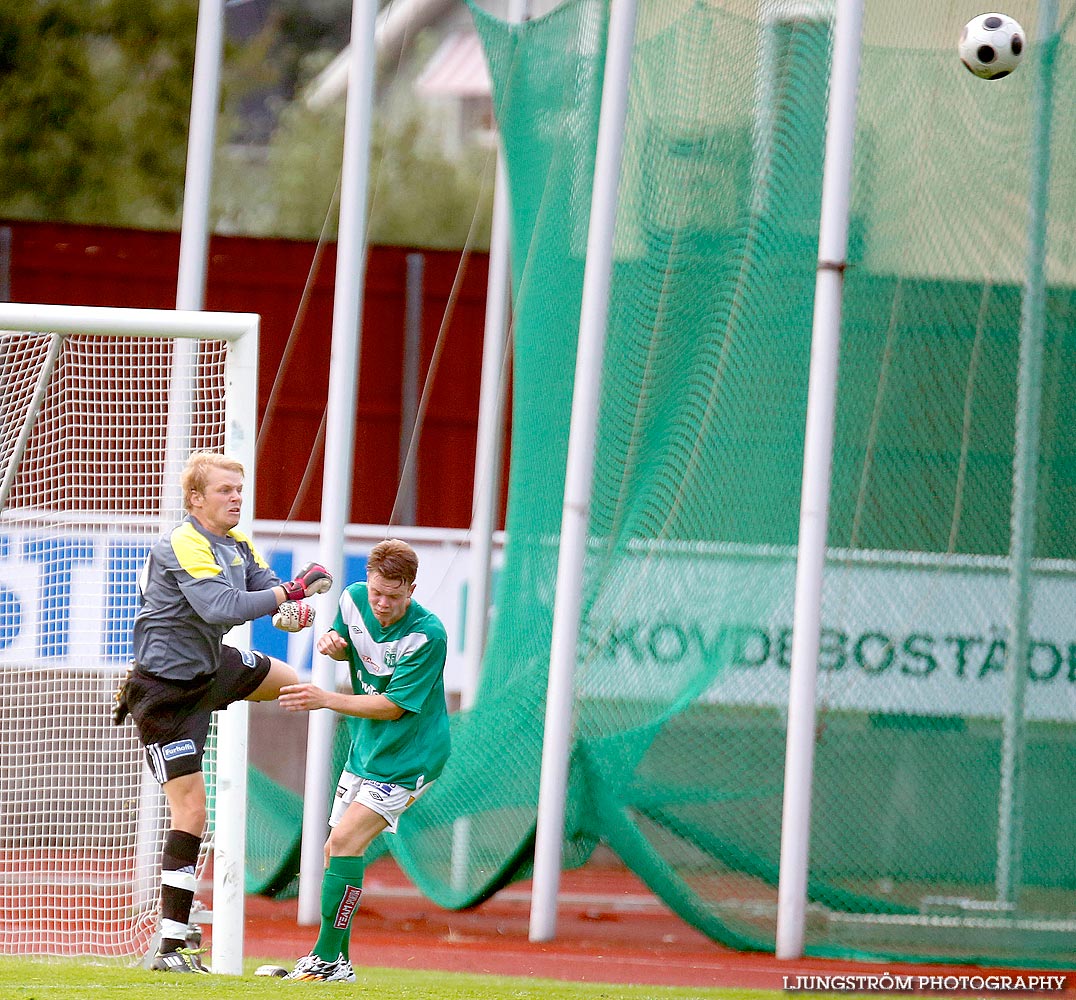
386, 0, 1076, 968
0, 303, 257, 960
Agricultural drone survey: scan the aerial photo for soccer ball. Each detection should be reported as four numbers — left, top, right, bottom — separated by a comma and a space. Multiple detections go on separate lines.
959, 13, 1025, 80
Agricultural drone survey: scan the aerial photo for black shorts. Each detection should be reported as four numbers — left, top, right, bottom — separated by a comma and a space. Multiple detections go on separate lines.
125, 645, 272, 784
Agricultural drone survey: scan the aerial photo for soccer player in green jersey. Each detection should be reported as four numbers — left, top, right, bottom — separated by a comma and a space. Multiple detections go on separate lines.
279, 538, 451, 983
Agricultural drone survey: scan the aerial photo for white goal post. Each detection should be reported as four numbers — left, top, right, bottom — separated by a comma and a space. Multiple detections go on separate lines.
0, 302, 257, 973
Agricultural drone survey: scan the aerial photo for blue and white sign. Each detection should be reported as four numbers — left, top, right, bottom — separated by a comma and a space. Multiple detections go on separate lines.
0, 521, 503, 700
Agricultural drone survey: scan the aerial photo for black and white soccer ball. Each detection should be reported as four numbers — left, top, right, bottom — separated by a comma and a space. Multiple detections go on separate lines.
959, 13, 1025, 80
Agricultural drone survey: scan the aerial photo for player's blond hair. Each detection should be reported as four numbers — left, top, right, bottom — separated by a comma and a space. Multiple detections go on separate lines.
368, 538, 418, 586
181, 452, 245, 513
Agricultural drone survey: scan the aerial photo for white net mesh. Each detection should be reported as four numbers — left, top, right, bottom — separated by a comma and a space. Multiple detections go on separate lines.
0, 325, 230, 958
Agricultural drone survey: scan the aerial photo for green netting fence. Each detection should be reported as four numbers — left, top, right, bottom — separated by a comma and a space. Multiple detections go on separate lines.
251, 0, 1076, 967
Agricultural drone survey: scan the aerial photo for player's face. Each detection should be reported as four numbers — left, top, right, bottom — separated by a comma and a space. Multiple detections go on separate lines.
366, 571, 415, 628
190, 467, 244, 536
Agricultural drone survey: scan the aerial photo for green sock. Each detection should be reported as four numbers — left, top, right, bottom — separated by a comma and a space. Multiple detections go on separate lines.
313, 855, 365, 962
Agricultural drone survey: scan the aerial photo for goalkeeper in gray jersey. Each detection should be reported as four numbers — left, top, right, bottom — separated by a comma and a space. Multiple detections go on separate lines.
113, 451, 333, 974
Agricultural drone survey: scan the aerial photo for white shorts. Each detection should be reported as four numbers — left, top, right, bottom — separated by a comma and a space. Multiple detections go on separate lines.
329, 770, 431, 833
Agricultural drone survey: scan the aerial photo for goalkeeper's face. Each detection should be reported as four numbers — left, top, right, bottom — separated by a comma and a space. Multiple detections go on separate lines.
366, 571, 416, 628
189, 467, 244, 536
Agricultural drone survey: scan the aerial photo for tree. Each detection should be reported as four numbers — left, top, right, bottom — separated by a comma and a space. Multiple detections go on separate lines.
0, 0, 198, 227
0, 0, 493, 249
215, 85, 494, 249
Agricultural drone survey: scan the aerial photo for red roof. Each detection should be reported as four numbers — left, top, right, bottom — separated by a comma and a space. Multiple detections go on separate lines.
415, 30, 491, 99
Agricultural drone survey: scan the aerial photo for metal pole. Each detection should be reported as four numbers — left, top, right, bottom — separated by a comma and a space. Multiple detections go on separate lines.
774, 0, 864, 961
997, 0, 1058, 906
297, 0, 377, 926
528, 0, 638, 943
459, 0, 531, 708
451, 0, 527, 895
460, 122, 518, 709
397, 253, 424, 526
0, 226, 11, 302
172, 0, 249, 974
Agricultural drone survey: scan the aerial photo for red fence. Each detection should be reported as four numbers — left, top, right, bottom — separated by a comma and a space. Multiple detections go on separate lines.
2, 220, 508, 529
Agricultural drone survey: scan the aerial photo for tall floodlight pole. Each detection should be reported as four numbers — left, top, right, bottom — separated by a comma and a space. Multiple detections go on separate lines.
461, 0, 529, 711
172, 0, 251, 975
528, 0, 639, 943
997, 0, 1058, 906
451, 0, 528, 895
774, 0, 864, 961
297, 0, 378, 926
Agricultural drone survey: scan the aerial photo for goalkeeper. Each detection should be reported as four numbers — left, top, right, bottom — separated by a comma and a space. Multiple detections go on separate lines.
277, 538, 450, 984
113, 451, 331, 974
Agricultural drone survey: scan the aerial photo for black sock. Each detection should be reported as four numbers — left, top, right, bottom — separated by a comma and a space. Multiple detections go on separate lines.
159, 829, 201, 953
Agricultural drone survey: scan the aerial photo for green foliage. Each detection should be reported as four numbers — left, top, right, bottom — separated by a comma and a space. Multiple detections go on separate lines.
367, 102, 496, 250
0, 955, 750, 1000
220, 92, 495, 248
0, 0, 493, 248
0, 0, 197, 227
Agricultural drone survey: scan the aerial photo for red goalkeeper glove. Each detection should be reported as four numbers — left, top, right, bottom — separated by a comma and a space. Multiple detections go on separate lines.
282, 562, 332, 601
273, 601, 316, 632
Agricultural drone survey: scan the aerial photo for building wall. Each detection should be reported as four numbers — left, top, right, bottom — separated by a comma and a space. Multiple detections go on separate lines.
1, 219, 509, 530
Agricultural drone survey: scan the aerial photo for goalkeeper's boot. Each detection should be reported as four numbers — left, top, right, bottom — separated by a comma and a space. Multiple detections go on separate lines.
284, 952, 350, 982
149, 946, 210, 974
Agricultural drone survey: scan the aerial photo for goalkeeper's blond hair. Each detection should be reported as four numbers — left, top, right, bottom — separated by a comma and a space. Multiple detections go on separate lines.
368, 538, 418, 586
181, 451, 245, 513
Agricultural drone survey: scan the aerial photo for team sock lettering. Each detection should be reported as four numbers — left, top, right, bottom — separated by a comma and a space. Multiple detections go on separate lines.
313, 855, 365, 963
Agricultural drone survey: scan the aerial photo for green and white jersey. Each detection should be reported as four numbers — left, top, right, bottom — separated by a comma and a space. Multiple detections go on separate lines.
333, 582, 451, 790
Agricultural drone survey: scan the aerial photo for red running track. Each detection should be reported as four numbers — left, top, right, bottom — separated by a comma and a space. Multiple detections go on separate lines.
239, 857, 1075, 994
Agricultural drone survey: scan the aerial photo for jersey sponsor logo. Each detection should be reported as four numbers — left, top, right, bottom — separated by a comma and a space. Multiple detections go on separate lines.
333, 885, 363, 929
162, 738, 197, 761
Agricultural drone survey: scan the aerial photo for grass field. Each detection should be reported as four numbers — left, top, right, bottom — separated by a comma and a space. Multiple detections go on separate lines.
0, 957, 797, 1000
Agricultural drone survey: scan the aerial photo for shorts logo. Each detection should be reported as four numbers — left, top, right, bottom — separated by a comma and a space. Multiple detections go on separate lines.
162, 739, 197, 761
240, 649, 257, 669
333, 885, 362, 929
366, 781, 394, 803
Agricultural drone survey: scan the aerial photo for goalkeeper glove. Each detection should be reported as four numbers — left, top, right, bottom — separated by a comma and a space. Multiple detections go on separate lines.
282, 562, 332, 601
273, 601, 316, 633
